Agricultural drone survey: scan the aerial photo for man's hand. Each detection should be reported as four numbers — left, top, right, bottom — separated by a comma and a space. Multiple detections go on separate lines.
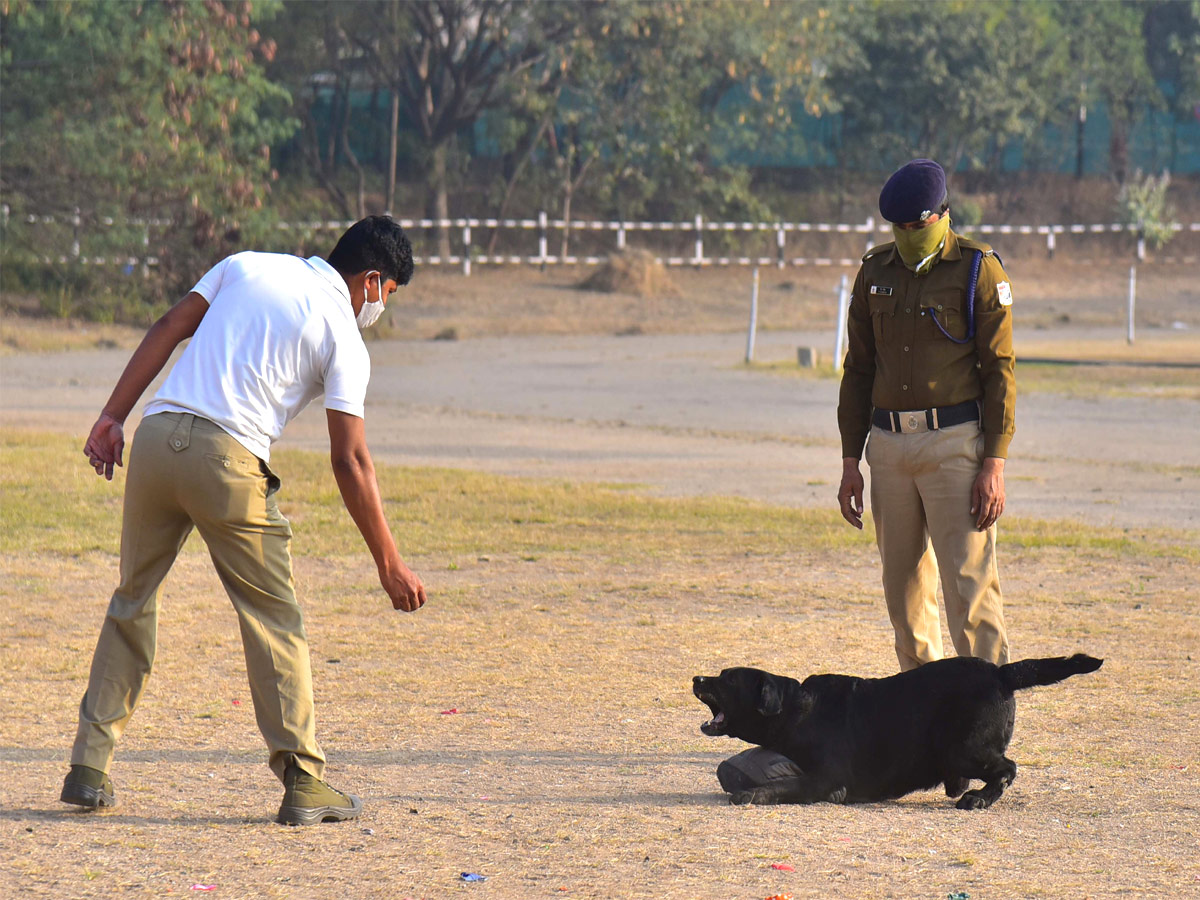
380, 558, 427, 612
83, 412, 125, 481
838, 457, 865, 529
971, 457, 1006, 530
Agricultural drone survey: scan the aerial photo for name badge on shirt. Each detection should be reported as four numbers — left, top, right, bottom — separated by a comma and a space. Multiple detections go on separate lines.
869, 285, 894, 296
997, 281, 1012, 306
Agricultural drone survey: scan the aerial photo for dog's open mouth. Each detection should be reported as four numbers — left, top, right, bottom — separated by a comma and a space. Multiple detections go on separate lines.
693, 680, 727, 735
700, 708, 726, 735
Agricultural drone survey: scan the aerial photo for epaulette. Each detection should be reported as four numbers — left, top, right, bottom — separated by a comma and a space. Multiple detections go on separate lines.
958, 236, 1005, 271
862, 242, 893, 262
956, 236, 995, 254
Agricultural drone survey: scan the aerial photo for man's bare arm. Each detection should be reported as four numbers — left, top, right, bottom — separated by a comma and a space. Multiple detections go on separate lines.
84, 292, 209, 479
326, 409, 426, 612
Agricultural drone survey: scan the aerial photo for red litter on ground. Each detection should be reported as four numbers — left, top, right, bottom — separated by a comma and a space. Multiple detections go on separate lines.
190, 886, 217, 892
231, 700, 241, 706
440, 708, 459, 715
770, 863, 795, 872
764, 894, 793, 900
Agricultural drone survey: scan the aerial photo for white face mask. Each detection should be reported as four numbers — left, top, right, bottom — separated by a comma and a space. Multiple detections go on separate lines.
356, 271, 386, 329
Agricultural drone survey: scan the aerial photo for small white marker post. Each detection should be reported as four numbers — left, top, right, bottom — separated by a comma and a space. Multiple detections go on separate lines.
1127, 265, 1137, 345
833, 272, 850, 371
745, 267, 760, 363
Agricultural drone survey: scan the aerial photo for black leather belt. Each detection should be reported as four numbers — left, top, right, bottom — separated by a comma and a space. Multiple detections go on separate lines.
872, 400, 979, 434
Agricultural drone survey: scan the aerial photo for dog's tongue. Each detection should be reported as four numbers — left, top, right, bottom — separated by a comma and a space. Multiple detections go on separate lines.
706, 711, 725, 728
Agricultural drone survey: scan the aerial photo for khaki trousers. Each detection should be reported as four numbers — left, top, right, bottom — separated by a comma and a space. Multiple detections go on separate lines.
865, 421, 1009, 672
71, 412, 325, 781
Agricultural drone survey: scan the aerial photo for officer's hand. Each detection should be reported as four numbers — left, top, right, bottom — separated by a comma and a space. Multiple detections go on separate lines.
838, 458, 865, 529
379, 559, 427, 612
83, 412, 125, 481
971, 457, 1006, 530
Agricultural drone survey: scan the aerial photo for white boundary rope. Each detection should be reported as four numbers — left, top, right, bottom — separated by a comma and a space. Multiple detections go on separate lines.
8, 208, 1199, 272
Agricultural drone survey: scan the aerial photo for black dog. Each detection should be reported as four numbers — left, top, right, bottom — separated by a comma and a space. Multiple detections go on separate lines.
693, 654, 1102, 809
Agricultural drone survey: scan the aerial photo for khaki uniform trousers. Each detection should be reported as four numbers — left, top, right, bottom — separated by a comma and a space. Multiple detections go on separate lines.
71, 412, 325, 781
865, 421, 1009, 672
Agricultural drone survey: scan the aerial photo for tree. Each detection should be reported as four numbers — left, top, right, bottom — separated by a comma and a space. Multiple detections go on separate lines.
1050, 0, 1164, 183
1, 0, 297, 300
264, 1, 402, 220
495, 0, 845, 249
332, 0, 580, 256
823, 1, 1055, 180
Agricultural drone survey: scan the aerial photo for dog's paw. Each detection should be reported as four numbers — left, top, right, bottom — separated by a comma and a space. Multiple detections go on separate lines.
825, 786, 847, 804
955, 791, 989, 811
729, 790, 755, 806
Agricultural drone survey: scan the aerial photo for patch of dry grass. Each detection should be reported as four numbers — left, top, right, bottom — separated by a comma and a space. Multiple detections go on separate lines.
1, 431, 1197, 899
578, 250, 678, 299
0, 313, 144, 355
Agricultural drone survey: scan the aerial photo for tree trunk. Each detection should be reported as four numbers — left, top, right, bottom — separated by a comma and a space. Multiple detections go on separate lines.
560, 184, 572, 261
426, 142, 452, 258
1110, 117, 1130, 184
386, 88, 399, 214
487, 115, 552, 255
342, 129, 366, 219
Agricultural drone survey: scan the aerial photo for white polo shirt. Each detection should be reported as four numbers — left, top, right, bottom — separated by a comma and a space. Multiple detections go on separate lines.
144, 252, 370, 462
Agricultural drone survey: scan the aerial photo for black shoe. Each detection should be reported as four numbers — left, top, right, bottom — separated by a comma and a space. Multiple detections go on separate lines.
60, 765, 117, 809
276, 764, 362, 826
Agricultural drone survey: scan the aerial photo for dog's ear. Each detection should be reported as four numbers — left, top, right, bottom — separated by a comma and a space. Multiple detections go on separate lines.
756, 675, 784, 717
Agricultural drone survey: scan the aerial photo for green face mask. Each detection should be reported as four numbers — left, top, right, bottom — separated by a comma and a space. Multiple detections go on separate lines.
892, 215, 951, 274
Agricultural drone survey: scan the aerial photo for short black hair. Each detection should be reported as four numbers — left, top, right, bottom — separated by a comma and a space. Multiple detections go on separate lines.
327, 215, 414, 286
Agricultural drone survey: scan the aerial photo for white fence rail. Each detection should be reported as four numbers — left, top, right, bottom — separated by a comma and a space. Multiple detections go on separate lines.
6, 207, 1199, 274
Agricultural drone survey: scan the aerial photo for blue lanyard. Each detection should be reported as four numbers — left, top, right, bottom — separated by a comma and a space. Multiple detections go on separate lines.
928, 250, 982, 345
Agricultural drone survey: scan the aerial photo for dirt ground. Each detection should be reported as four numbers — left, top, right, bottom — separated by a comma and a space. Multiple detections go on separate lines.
1, 263, 1198, 899
1, 474, 1197, 900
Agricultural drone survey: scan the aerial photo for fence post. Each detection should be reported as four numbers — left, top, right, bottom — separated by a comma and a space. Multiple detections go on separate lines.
1047, 227, 1056, 259
142, 224, 150, 279
1127, 265, 1136, 345
745, 267, 760, 363
833, 273, 850, 372
776, 225, 785, 269
694, 213, 703, 267
538, 210, 547, 271
1136, 229, 1146, 263
72, 207, 82, 260
863, 216, 875, 255
463, 222, 472, 276
617, 222, 626, 251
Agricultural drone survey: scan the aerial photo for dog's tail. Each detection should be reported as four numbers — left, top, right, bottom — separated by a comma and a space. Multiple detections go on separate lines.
999, 654, 1103, 692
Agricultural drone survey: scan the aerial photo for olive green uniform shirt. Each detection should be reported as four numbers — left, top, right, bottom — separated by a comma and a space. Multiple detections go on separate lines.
837, 229, 1016, 460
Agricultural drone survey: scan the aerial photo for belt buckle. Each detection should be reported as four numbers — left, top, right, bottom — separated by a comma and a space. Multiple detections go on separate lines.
899, 411, 928, 434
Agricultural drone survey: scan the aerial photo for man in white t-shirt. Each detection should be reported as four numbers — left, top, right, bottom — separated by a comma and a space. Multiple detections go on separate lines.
61, 216, 425, 826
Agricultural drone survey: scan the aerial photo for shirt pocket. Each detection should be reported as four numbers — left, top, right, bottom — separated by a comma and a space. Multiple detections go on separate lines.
868, 293, 898, 344
918, 288, 968, 342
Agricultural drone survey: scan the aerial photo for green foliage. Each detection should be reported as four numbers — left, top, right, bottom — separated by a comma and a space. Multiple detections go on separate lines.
1117, 170, 1178, 249
1, 0, 298, 306
1047, 0, 1166, 180
823, 0, 1057, 175
950, 196, 985, 228
509, 1, 844, 223
1, 0, 1191, 323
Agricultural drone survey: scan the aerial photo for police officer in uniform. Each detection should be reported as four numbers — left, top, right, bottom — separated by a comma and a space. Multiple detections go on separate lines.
838, 158, 1015, 672
711, 159, 1016, 800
